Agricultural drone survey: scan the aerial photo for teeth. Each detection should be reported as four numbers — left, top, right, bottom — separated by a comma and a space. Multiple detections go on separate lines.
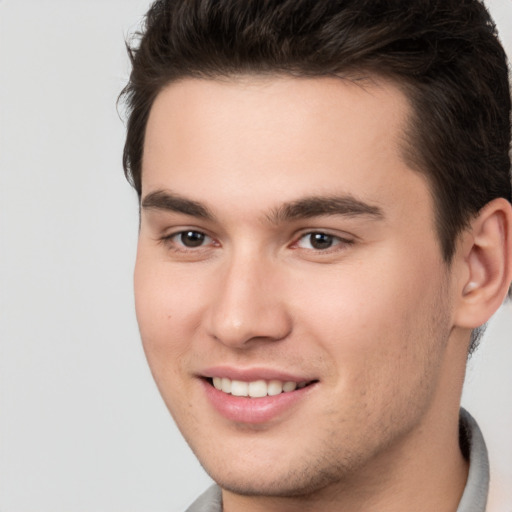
221, 377, 231, 393
248, 380, 267, 398
211, 377, 308, 397
231, 380, 248, 397
283, 381, 297, 392
267, 380, 283, 396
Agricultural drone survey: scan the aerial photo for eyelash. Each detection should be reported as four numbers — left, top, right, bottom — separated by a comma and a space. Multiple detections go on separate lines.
160, 229, 354, 254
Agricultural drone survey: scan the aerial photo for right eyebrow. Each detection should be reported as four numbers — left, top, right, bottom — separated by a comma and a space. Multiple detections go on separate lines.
266, 194, 384, 224
141, 190, 214, 220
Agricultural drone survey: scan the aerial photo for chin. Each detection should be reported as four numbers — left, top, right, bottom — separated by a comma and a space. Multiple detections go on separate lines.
209, 473, 329, 498
197, 449, 351, 499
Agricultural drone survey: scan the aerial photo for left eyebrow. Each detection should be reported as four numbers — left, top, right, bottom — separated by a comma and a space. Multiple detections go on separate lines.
141, 190, 215, 220
266, 195, 384, 224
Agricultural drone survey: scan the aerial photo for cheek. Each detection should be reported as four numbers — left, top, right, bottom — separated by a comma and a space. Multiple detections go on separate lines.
134, 247, 204, 334
134, 255, 193, 382
292, 248, 449, 378
134, 260, 168, 347
134, 261, 221, 445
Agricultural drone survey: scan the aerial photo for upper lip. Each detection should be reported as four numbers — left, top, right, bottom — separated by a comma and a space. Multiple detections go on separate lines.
200, 366, 315, 383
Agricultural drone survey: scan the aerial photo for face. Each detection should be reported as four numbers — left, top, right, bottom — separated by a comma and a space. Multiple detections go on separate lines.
135, 76, 462, 498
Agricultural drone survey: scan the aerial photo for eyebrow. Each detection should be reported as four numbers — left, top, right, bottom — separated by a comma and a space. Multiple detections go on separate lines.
266, 195, 384, 224
141, 190, 214, 220
141, 189, 384, 224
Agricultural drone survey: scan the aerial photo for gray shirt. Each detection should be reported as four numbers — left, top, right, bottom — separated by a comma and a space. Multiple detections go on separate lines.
185, 408, 489, 512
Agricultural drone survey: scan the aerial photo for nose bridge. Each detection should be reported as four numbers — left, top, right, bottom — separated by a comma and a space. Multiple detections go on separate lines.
206, 246, 291, 347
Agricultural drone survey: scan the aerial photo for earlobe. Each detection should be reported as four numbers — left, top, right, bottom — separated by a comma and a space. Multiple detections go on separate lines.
454, 198, 512, 329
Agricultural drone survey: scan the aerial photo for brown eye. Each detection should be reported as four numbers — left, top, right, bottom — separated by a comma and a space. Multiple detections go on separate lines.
178, 231, 207, 247
309, 233, 334, 249
295, 231, 354, 252
297, 232, 338, 250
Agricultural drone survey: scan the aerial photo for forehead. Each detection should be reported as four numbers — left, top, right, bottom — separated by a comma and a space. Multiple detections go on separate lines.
141, 75, 431, 228
143, 75, 410, 175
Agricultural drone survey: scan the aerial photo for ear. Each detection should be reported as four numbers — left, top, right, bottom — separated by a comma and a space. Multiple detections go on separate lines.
453, 198, 512, 329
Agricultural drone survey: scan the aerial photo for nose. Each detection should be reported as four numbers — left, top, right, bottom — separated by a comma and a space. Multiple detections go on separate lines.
205, 252, 292, 348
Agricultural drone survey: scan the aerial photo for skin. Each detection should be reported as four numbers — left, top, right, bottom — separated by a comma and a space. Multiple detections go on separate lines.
135, 76, 485, 512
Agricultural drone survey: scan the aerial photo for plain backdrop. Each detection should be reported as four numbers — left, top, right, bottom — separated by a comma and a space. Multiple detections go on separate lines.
0, 1, 511, 511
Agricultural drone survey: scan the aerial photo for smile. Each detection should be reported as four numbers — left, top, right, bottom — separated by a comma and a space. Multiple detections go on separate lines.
202, 373, 318, 423
211, 377, 310, 398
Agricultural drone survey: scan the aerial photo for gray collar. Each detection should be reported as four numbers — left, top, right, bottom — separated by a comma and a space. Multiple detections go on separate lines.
185, 484, 222, 512
186, 409, 489, 512
457, 408, 490, 512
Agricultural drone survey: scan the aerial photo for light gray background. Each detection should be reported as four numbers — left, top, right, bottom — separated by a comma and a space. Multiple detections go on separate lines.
0, 1, 511, 511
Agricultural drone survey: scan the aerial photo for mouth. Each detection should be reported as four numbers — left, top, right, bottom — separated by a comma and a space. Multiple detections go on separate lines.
201, 373, 318, 424
205, 377, 317, 398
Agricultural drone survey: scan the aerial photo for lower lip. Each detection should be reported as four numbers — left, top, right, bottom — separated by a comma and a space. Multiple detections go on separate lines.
201, 380, 314, 424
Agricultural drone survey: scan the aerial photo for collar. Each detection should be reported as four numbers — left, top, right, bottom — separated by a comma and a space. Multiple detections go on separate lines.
456, 408, 490, 512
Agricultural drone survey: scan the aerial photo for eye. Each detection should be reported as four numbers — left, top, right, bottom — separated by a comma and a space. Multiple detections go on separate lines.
296, 232, 347, 250
169, 230, 213, 248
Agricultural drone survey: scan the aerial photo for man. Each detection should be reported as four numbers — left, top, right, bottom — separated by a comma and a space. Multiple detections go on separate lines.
120, 1, 512, 511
